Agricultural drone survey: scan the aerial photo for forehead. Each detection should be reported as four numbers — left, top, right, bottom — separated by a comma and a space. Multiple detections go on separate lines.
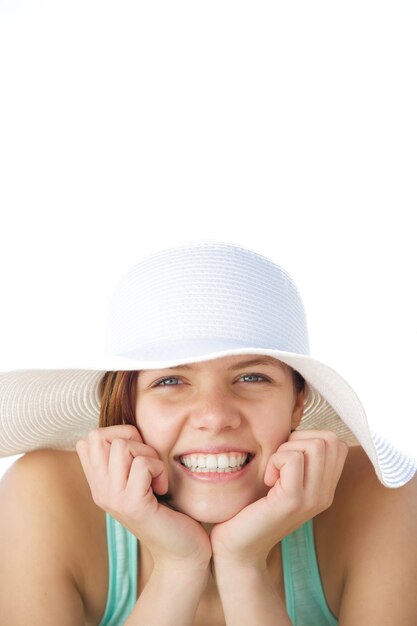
140, 355, 288, 374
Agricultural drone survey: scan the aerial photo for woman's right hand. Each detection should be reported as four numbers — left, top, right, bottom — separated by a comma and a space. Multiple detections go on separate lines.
76, 425, 212, 572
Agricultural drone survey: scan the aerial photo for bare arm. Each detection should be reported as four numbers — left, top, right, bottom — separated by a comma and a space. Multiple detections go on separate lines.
125, 566, 209, 626
211, 431, 348, 625
0, 451, 86, 626
338, 467, 417, 625
76, 426, 213, 626
214, 561, 292, 626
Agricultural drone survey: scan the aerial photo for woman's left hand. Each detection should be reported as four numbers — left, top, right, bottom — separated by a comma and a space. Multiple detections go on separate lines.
210, 430, 349, 568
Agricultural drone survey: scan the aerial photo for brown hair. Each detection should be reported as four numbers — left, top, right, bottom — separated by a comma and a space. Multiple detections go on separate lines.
292, 369, 306, 395
98, 368, 306, 429
98, 371, 139, 428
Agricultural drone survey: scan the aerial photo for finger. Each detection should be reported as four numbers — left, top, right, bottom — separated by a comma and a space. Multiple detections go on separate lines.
89, 424, 144, 444
107, 439, 161, 492
84, 429, 112, 477
125, 455, 169, 501
75, 438, 90, 474
288, 430, 345, 469
317, 436, 348, 504
75, 438, 110, 503
265, 450, 305, 496
75, 438, 87, 459
76, 435, 106, 480
278, 437, 326, 490
290, 430, 349, 479
332, 438, 349, 482
286, 431, 349, 504
86, 425, 143, 474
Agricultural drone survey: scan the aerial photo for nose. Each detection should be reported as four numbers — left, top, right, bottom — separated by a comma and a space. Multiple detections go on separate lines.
188, 385, 242, 433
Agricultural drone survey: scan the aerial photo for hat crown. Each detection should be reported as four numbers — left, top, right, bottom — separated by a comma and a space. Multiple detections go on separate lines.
105, 241, 309, 363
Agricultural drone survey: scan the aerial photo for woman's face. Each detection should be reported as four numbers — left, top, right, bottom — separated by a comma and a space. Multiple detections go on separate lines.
135, 354, 305, 524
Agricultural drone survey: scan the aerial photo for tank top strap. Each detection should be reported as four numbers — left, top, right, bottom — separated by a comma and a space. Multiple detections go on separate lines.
281, 519, 338, 625
98, 512, 138, 626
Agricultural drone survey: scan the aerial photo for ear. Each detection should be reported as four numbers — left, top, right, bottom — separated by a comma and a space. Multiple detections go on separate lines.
291, 388, 305, 430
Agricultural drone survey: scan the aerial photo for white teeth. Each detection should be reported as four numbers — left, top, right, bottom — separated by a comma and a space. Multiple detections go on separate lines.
198, 454, 206, 468
180, 452, 250, 472
218, 454, 229, 469
206, 455, 217, 469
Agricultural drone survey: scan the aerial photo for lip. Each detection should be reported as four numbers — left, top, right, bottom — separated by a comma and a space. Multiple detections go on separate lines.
176, 445, 254, 456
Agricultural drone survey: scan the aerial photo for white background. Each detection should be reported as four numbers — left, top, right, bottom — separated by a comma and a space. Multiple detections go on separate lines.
1, 0, 416, 480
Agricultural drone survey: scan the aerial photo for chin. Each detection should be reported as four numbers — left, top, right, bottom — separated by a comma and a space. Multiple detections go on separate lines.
172, 493, 259, 524
189, 508, 240, 524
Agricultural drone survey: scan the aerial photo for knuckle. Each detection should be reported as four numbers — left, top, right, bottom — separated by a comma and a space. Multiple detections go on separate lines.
111, 437, 127, 449
323, 430, 339, 444
140, 442, 158, 456
122, 424, 140, 438
276, 441, 290, 453
88, 428, 103, 442
75, 439, 85, 452
313, 437, 326, 448
308, 438, 325, 454
306, 430, 338, 444
131, 455, 148, 470
339, 440, 349, 454
288, 429, 306, 439
322, 430, 339, 445
292, 450, 304, 463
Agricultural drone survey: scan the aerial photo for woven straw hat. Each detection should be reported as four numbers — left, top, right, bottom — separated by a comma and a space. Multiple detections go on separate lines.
1, 241, 415, 487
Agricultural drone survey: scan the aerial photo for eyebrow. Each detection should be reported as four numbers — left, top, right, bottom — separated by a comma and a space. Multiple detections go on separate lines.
151, 357, 282, 371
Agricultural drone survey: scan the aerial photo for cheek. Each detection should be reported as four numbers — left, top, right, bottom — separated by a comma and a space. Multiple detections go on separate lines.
135, 404, 180, 452
255, 407, 292, 441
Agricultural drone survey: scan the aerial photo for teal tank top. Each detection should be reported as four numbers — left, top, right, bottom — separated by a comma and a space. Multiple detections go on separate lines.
98, 514, 338, 626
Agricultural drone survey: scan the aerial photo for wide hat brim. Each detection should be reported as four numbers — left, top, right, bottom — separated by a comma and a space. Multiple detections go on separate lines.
1, 345, 416, 488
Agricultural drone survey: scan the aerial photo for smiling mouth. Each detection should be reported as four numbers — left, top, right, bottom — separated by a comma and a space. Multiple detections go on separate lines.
179, 452, 253, 473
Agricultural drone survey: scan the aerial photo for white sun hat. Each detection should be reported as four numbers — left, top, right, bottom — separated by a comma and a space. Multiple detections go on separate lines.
0, 241, 415, 488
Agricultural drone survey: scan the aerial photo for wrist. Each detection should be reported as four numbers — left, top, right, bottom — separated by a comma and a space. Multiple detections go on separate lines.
124, 564, 209, 626
214, 557, 269, 585
153, 558, 211, 579
212, 549, 269, 573
214, 562, 291, 625
149, 566, 210, 616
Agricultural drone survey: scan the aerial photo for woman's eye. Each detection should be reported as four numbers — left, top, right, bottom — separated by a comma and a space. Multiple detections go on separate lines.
240, 374, 268, 383
152, 373, 269, 387
154, 377, 182, 387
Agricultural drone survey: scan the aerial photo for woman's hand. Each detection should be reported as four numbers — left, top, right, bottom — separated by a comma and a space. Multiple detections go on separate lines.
76, 425, 212, 572
210, 430, 349, 568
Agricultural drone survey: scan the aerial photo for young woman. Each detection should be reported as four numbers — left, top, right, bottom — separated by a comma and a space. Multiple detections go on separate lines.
0, 241, 416, 625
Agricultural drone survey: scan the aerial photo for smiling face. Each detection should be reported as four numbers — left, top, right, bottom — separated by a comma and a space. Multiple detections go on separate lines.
135, 355, 305, 523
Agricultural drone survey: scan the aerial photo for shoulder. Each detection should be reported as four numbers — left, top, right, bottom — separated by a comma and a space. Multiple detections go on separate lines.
0, 447, 99, 529
0, 448, 88, 525
0, 447, 105, 567
0, 449, 108, 624
325, 444, 417, 559
317, 445, 417, 623
333, 444, 417, 525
